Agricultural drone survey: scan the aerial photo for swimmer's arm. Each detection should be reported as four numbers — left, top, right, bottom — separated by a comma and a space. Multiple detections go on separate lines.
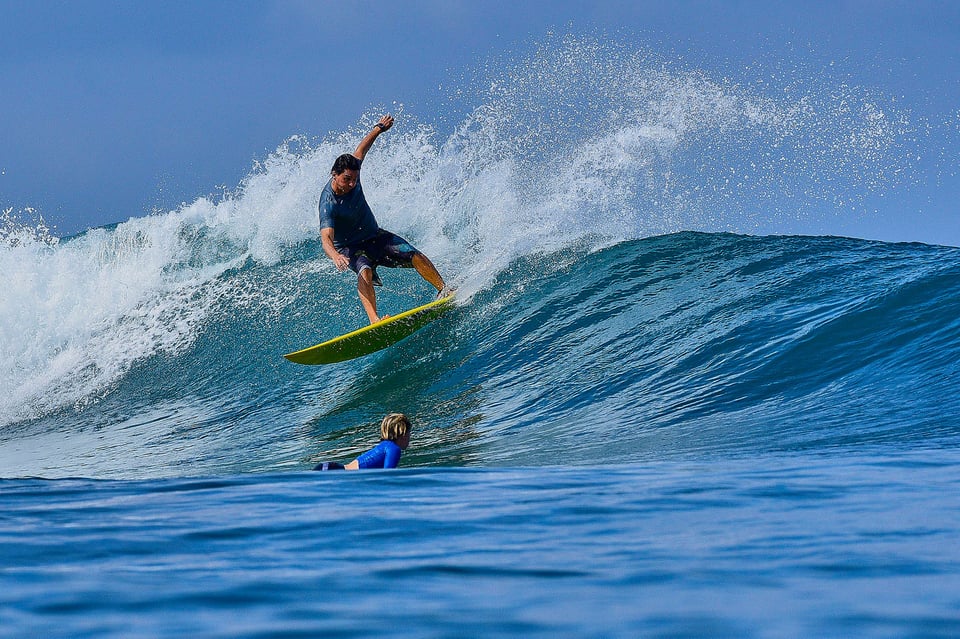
383, 445, 402, 469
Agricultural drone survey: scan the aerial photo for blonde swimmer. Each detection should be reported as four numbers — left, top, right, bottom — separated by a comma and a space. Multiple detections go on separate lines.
314, 413, 411, 471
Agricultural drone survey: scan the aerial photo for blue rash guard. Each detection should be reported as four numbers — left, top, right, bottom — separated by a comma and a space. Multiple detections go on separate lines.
318, 178, 379, 249
355, 439, 404, 469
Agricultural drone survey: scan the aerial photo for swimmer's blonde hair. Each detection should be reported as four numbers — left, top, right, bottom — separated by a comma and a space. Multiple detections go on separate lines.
380, 413, 411, 441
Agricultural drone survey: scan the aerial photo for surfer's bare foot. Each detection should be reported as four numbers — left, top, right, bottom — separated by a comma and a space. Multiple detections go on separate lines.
436, 286, 455, 299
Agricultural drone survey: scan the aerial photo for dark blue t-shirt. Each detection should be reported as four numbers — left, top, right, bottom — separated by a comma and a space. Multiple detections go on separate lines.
318, 178, 379, 248
355, 440, 403, 469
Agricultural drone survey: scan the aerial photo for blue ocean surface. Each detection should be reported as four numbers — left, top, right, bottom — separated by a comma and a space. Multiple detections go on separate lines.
3, 36, 960, 638
4, 454, 960, 638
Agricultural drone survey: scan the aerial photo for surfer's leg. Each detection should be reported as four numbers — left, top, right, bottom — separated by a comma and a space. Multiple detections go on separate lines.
374, 231, 447, 295
348, 251, 383, 324
411, 252, 448, 295
357, 266, 381, 324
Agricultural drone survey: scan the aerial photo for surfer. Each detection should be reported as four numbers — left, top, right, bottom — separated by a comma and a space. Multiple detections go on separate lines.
319, 114, 450, 324
314, 413, 412, 471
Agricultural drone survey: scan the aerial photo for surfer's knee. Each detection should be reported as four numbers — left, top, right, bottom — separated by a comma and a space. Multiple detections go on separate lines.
411, 251, 431, 270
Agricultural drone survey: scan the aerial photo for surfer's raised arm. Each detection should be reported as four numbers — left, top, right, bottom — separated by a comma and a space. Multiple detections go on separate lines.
352, 114, 394, 161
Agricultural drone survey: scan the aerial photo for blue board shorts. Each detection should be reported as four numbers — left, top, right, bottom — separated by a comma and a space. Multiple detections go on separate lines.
339, 230, 419, 286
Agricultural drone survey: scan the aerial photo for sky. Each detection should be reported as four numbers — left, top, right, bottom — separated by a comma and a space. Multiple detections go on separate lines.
2, 0, 958, 246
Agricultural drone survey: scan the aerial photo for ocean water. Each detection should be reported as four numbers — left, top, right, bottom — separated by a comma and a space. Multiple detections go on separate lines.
3, 36, 960, 637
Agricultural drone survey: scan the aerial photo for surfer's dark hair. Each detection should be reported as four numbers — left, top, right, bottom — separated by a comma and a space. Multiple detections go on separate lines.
331, 153, 362, 176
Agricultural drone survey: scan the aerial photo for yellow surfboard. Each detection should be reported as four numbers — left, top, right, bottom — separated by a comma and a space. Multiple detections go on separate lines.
283, 295, 455, 365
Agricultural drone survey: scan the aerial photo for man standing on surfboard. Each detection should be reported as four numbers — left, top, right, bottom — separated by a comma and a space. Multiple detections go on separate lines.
319, 114, 450, 324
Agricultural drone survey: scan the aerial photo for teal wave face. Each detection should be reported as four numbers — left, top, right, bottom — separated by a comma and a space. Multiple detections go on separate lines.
5, 232, 957, 478
424, 233, 960, 466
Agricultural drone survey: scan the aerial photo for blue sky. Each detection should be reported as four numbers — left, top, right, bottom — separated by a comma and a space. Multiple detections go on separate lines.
2, 1, 958, 245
